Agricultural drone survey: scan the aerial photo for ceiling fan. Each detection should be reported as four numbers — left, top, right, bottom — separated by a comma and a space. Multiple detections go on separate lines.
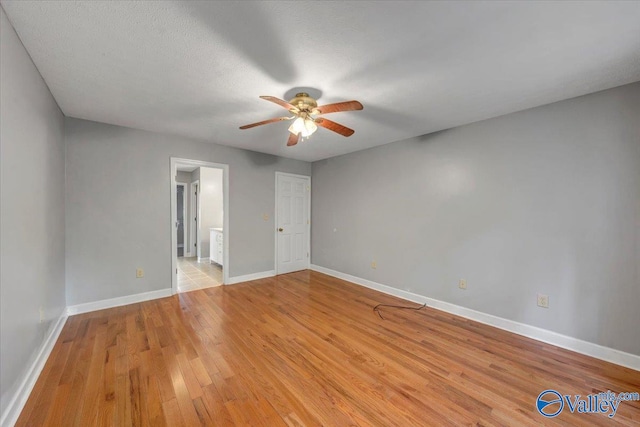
239, 93, 363, 146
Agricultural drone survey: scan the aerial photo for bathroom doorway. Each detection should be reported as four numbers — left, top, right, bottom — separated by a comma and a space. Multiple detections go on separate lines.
176, 183, 186, 257
171, 158, 229, 294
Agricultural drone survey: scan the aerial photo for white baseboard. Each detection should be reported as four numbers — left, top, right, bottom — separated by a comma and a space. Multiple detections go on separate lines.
66, 288, 172, 316
310, 264, 640, 371
197, 257, 209, 263
227, 270, 275, 285
0, 312, 67, 427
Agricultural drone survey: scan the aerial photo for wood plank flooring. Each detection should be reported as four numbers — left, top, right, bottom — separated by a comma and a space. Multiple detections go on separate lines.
16, 270, 640, 426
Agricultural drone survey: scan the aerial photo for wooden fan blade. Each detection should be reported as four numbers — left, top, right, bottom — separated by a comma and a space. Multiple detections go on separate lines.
315, 118, 355, 137
260, 96, 297, 111
314, 100, 363, 115
287, 132, 300, 146
239, 117, 291, 130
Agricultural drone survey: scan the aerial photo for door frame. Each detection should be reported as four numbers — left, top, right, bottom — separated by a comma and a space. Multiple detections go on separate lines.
274, 171, 311, 274
176, 182, 187, 256
189, 180, 199, 259
171, 158, 229, 294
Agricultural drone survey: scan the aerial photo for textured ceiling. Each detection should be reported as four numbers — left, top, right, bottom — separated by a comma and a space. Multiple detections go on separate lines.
2, 1, 640, 162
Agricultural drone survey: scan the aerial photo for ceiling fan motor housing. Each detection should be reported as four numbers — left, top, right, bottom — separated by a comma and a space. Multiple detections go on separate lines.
289, 93, 318, 112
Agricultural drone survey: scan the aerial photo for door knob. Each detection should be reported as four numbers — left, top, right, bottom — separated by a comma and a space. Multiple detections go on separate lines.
278, 228, 283, 232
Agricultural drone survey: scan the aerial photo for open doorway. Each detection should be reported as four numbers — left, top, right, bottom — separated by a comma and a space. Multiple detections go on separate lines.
171, 158, 229, 294
176, 183, 186, 257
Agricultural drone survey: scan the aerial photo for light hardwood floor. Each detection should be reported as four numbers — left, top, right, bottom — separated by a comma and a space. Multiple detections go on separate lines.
16, 270, 640, 426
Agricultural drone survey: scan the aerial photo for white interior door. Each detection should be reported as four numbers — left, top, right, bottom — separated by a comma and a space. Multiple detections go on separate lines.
191, 181, 200, 259
276, 173, 310, 274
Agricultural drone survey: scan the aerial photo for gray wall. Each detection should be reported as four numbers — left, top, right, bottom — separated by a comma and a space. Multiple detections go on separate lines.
0, 7, 66, 415
311, 82, 640, 356
65, 118, 310, 305
191, 168, 200, 182
176, 171, 191, 183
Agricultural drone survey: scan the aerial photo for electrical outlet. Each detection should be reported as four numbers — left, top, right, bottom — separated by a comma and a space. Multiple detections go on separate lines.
136, 268, 144, 278
537, 293, 549, 308
263, 213, 269, 221
458, 279, 467, 290
371, 260, 377, 269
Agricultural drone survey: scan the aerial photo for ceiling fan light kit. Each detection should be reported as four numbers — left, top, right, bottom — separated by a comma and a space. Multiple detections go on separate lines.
288, 117, 318, 138
240, 92, 363, 146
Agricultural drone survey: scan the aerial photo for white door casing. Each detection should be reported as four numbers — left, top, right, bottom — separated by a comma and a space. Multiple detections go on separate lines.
189, 181, 199, 258
192, 180, 202, 259
275, 172, 310, 274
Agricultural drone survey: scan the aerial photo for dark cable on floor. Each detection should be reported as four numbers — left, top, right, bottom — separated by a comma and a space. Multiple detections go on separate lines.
373, 302, 426, 320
